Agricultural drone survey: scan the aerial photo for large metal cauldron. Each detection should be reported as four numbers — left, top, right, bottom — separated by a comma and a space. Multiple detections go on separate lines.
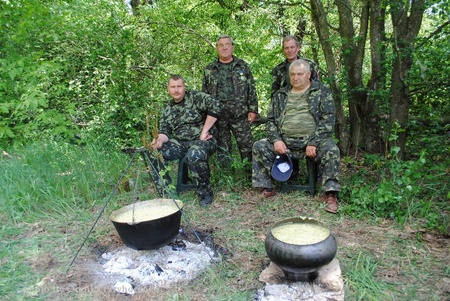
110, 199, 183, 250
265, 217, 337, 281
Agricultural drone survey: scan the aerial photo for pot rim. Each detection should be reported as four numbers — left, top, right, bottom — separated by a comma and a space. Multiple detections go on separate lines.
110, 198, 184, 225
268, 216, 332, 246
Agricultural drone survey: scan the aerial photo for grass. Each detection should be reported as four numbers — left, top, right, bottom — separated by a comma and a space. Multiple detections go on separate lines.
0, 140, 448, 300
0, 141, 128, 300
345, 252, 394, 301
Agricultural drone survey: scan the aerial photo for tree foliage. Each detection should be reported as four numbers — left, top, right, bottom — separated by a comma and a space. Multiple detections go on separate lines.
0, 0, 449, 158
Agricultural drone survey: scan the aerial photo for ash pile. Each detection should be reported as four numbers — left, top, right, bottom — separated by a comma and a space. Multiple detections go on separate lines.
98, 239, 216, 295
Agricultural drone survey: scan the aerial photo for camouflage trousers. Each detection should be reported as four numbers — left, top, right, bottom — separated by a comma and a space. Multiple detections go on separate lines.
252, 138, 341, 192
216, 103, 253, 166
151, 138, 216, 197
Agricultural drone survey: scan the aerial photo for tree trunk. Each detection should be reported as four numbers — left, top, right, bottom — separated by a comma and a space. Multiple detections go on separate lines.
310, 0, 350, 155
389, 0, 426, 159
366, 0, 387, 154
335, 0, 374, 156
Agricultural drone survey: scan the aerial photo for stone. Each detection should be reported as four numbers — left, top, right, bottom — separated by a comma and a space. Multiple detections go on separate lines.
257, 259, 344, 301
113, 280, 135, 295
315, 259, 344, 292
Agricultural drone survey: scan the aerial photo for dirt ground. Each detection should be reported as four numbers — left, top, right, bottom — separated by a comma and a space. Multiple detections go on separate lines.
29, 189, 450, 301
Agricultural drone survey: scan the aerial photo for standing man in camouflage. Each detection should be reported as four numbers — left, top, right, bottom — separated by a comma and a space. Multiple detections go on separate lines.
271, 35, 319, 96
150, 75, 223, 206
252, 59, 341, 213
202, 34, 258, 167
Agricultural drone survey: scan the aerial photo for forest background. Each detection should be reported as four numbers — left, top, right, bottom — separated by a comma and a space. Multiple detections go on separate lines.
1, 0, 448, 228
0, 0, 449, 300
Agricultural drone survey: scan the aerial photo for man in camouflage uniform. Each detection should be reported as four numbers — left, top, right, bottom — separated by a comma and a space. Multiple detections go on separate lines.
252, 59, 341, 213
271, 35, 319, 96
202, 34, 258, 167
150, 75, 223, 206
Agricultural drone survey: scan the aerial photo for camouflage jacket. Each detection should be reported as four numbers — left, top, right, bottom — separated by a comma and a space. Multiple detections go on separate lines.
202, 56, 258, 115
159, 90, 223, 141
266, 80, 335, 147
271, 57, 319, 96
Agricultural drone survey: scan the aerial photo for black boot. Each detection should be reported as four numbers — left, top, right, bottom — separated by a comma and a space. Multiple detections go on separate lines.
197, 189, 213, 207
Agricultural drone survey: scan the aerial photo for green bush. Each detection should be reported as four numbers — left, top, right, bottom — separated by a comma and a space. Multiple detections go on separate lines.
342, 150, 449, 233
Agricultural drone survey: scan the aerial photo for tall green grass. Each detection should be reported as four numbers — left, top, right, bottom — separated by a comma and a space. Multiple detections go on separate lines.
0, 140, 129, 300
344, 252, 395, 300
1, 141, 129, 223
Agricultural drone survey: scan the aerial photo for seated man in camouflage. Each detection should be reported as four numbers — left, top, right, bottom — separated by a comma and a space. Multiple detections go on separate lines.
150, 75, 223, 206
252, 59, 341, 213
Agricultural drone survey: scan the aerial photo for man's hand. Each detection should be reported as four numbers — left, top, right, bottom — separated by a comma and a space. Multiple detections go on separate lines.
150, 134, 168, 150
247, 112, 257, 124
306, 145, 317, 158
274, 140, 288, 154
150, 139, 162, 150
200, 132, 212, 141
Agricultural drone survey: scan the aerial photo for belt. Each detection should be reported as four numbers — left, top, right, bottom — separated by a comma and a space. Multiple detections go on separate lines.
283, 135, 309, 141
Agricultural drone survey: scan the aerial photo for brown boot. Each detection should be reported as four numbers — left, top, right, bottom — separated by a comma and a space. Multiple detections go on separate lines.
324, 192, 338, 214
261, 188, 276, 198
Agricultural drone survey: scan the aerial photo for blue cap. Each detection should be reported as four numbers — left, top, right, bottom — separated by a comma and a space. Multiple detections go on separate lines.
271, 154, 293, 182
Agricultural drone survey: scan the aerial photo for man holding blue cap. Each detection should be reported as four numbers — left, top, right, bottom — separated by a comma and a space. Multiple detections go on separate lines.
252, 59, 341, 213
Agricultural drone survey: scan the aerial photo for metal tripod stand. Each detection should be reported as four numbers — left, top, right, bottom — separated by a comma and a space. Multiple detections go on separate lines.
67, 147, 210, 272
